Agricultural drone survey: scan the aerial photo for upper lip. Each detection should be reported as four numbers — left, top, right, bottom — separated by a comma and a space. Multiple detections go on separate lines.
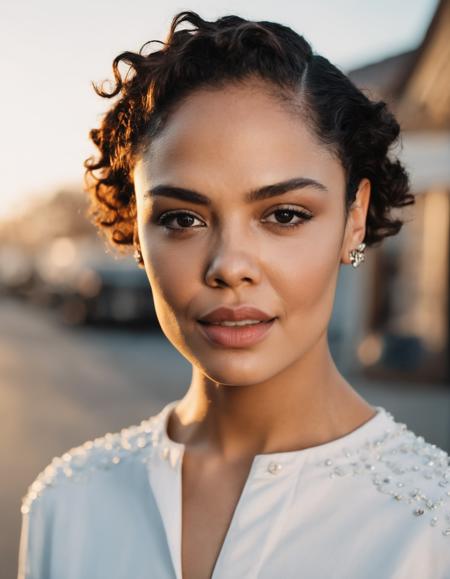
198, 305, 276, 323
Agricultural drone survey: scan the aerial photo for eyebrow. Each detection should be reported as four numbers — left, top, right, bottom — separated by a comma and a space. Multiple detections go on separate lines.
144, 177, 328, 206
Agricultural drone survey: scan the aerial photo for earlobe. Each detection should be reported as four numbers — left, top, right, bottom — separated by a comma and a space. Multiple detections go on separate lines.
134, 247, 144, 264
133, 221, 145, 266
340, 241, 367, 268
340, 178, 370, 266
348, 242, 367, 268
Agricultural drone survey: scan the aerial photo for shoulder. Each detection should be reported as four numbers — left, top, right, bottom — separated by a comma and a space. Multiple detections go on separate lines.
382, 423, 450, 543
324, 411, 450, 539
21, 413, 161, 516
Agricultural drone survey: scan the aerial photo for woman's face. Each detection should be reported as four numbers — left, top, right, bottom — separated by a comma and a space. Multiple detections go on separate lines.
133, 79, 366, 386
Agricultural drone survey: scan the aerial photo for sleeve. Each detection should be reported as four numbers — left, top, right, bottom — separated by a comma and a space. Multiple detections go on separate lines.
17, 492, 55, 579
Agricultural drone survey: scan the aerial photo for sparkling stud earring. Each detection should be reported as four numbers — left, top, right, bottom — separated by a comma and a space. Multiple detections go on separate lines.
134, 247, 143, 264
349, 242, 366, 268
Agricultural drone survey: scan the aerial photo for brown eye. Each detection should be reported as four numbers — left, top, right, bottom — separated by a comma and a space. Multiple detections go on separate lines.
157, 211, 204, 230
264, 207, 313, 228
274, 209, 297, 224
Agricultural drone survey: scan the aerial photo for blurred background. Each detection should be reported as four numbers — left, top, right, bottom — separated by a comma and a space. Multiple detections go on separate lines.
1, 0, 449, 576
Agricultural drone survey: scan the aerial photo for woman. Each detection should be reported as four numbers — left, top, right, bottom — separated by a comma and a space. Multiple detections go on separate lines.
18, 11, 450, 579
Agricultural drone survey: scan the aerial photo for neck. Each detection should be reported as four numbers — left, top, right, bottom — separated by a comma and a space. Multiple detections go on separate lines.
168, 335, 375, 462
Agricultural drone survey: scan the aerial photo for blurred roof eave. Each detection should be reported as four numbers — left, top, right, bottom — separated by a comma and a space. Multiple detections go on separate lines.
348, 0, 450, 130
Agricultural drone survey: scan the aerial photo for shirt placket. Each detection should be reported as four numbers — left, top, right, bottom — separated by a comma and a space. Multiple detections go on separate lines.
211, 454, 304, 579
148, 435, 304, 579
147, 443, 185, 579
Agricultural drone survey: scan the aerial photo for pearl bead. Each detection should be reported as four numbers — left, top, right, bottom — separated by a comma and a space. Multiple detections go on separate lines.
267, 462, 282, 475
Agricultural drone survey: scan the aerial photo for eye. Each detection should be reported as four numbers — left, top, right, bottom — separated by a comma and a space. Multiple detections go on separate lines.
262, 206, 313, 228
156, 211, 205, 230
155, 206, 313, 232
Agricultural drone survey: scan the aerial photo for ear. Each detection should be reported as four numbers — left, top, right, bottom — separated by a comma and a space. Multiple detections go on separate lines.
133, 220, 145, 268
340, 178, 371, 266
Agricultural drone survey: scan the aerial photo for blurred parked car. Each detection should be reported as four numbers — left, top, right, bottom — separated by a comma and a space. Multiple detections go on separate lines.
33, 237, 158, 327
0, 245, 36, 298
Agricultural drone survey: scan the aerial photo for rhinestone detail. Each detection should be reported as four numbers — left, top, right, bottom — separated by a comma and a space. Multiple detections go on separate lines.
21, 404, 450, 539
21, 415, 160, 515
320, 413, 450, 536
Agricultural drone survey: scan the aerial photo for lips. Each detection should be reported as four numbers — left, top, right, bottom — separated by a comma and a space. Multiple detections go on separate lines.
197, 305, 277, 347
197, 317, 276, 348
198, 305, 276, 324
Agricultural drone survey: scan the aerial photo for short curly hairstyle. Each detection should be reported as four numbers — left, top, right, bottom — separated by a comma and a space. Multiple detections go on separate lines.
84, 10, 414, 261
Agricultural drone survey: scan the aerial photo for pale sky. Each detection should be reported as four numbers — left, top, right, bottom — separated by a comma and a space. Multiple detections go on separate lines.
0, 0, 439, 220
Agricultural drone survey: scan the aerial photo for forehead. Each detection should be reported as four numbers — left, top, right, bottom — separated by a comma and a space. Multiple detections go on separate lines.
139, 80, 343, 194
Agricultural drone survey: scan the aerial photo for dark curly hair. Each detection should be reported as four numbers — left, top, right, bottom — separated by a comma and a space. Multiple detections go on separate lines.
84, 10, 414, 261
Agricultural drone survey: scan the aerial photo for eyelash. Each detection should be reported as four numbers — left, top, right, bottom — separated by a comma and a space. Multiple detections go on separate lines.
156, 206, 313, 232
158, 207, 313, 231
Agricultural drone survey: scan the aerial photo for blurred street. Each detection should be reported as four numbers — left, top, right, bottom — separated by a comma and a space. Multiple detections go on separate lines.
0, 296, 189, 579
1, 295, 449, 579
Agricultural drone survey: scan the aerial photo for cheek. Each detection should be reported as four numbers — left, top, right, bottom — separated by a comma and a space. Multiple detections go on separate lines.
268, 228, 341, 316
142, 239, 200, 315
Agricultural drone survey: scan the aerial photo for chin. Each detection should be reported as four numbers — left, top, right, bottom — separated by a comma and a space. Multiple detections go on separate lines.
194, 356, 280, 387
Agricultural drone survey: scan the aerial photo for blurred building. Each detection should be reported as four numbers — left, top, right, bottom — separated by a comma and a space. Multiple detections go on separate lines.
334, 0, 450, 384
0, 188, 93, 250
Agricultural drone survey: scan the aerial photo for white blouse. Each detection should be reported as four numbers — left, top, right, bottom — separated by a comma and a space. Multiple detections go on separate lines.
18, 400, 450, 579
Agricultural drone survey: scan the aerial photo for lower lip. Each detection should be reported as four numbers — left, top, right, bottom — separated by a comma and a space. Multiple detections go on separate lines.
197, 319, 276, 348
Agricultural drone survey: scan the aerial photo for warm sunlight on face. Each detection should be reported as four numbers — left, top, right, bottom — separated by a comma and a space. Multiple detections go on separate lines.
133, 79, 360, 386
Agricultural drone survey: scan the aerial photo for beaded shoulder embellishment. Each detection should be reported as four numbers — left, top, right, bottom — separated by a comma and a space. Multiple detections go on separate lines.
21, 413, 163, 515
319, 410, 450, 537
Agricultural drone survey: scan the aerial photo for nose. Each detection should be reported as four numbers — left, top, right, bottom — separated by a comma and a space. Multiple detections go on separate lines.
204, 227, 261, 289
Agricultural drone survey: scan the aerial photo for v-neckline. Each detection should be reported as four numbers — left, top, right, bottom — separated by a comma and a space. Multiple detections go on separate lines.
179, 447, 260, 579
148, 399, 392, 579
147, 402, 271, 579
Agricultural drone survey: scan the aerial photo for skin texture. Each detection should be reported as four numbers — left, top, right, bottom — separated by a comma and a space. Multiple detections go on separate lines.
133, 78, 377, 579
133, 78, 376, 458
